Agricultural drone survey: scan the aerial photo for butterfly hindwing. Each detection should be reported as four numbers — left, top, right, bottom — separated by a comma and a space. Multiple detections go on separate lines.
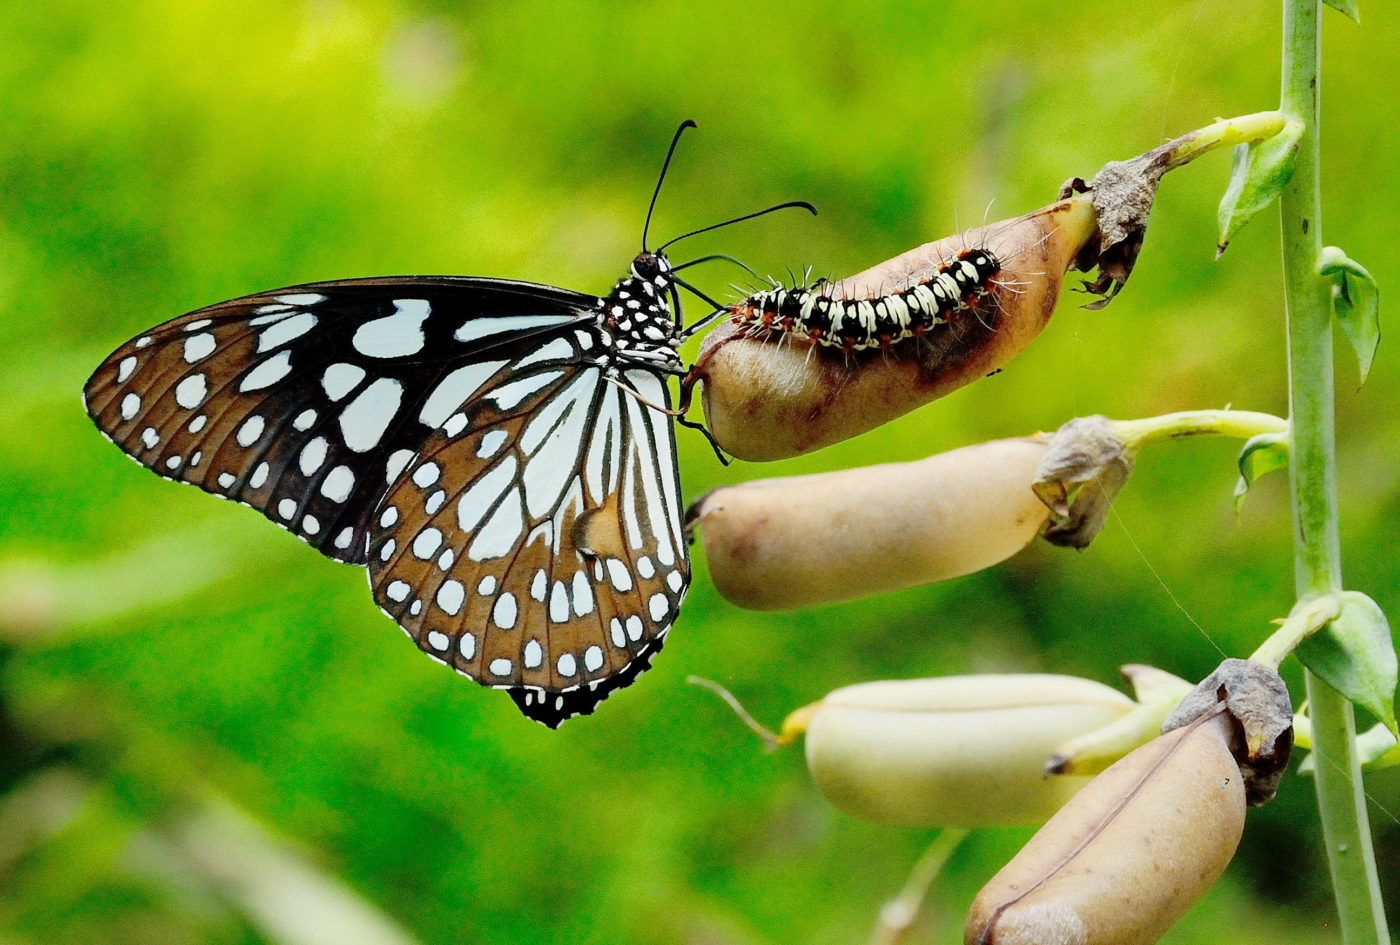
83, 277, 595, 564
368, 355, 690, 727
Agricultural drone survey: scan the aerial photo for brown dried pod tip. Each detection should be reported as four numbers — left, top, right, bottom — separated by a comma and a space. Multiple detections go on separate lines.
689, 197, 1099, 460
687, 436, 1052, 610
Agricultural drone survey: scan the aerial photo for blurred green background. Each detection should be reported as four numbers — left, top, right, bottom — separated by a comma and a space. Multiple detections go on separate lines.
2, 1, 1397, 943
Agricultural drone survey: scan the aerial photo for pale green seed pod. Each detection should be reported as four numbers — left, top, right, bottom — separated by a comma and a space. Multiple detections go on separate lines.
964, 712, 1245, 945
688, 436, 1051, 611
802, 675, 1135, 828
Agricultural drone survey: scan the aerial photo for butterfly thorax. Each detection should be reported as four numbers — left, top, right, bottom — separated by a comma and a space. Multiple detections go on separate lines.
598, 252, 683, 375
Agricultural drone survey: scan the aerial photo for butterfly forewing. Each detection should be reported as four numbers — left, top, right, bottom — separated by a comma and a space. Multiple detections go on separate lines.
368, 348, 691, 727
83, 278, 596, 564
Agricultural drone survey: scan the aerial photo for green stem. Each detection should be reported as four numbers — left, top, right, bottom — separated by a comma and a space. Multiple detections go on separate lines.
1110, 408, 1287, 449
1280, 2, 1390, 942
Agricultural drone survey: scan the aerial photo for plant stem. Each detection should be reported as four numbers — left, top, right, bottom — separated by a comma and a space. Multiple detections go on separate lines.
1279, 2, 1390, 942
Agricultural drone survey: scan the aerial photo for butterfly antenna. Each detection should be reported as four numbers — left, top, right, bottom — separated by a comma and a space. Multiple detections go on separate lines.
671, 253, 761, 280
642, 120, 698, 253
656, 201, 817, 254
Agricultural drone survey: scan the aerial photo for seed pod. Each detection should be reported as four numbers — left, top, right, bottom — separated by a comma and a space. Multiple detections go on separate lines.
688, 436, 1051, 610
690, 196, 1099, 461
964, 711, 1245, 945
802, 675, 1135, 828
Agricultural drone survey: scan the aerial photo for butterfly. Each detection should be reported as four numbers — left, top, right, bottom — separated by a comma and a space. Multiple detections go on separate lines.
83, 121, 813, 727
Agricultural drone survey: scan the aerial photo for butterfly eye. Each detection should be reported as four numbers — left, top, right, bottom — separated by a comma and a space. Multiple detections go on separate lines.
631, 252, 663, 282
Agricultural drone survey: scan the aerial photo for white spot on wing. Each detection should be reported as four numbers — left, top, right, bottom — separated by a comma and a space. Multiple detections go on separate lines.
174, 374, 206, 409
490, 371, 563, 410
322, 363, 366, 401
249, 462, 270, 489
459, 633, 476, 659
140, 427, 159, 449
419, 360, 507, 427
385, 448, 414, 484
256, 312, 317, 353
556, 653, 577, 677
426, 631, 450, 651
117, 356, 137, 381
352, 299, 430, 358
467, 487, 524, 560
277, 498, 297, 520
493, 593, 518, 630
299, 437, 328, 476
412, 462, 440, 487
293, 409, 317, 431
413, 527, 443, 559
649, 592, 668, 621
183, 333, 216, 363
456, 455, 517, 532
236, 415, 265, 447
321, 465, 355, 503
454, 314, 577, 344
386, 580, 411, 602
571, 571, 594, 616
584, 645, 603, 672
120, 393, 140, 420
489, 658, 512, 677
477, 429, 509, 458
340, 377, 403, 452
606, 558, 633, 592
239, 350, 293, 392
436, 579, 465, 615
524, 639, 542, 668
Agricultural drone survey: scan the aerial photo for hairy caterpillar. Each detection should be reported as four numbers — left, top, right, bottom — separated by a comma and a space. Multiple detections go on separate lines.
729, 247, 1002, 352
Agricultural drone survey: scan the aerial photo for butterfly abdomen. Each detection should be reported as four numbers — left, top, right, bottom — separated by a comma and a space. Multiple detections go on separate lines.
730, 247, 1001, 352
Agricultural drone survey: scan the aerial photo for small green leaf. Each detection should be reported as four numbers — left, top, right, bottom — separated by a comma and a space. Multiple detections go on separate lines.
1217, 119, 1304, 255
1323, 0, 1361, 23
1320, 247, 1381, 383
1297, 591, 1397, 736
1234, 431, 1290, 509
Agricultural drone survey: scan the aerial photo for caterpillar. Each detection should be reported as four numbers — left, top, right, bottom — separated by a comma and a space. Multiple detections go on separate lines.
729, 247, 1002, 353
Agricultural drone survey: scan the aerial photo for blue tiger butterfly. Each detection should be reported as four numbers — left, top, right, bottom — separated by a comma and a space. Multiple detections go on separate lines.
83, 121, 813, 727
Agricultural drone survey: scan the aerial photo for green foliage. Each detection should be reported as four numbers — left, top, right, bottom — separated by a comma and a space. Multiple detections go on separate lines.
1321, 246, 1382, 383
1217, 120, 1303, 255
1298, 592, 1398, 736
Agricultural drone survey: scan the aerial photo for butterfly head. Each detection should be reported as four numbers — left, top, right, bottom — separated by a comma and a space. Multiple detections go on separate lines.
629, 251, 674, 289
